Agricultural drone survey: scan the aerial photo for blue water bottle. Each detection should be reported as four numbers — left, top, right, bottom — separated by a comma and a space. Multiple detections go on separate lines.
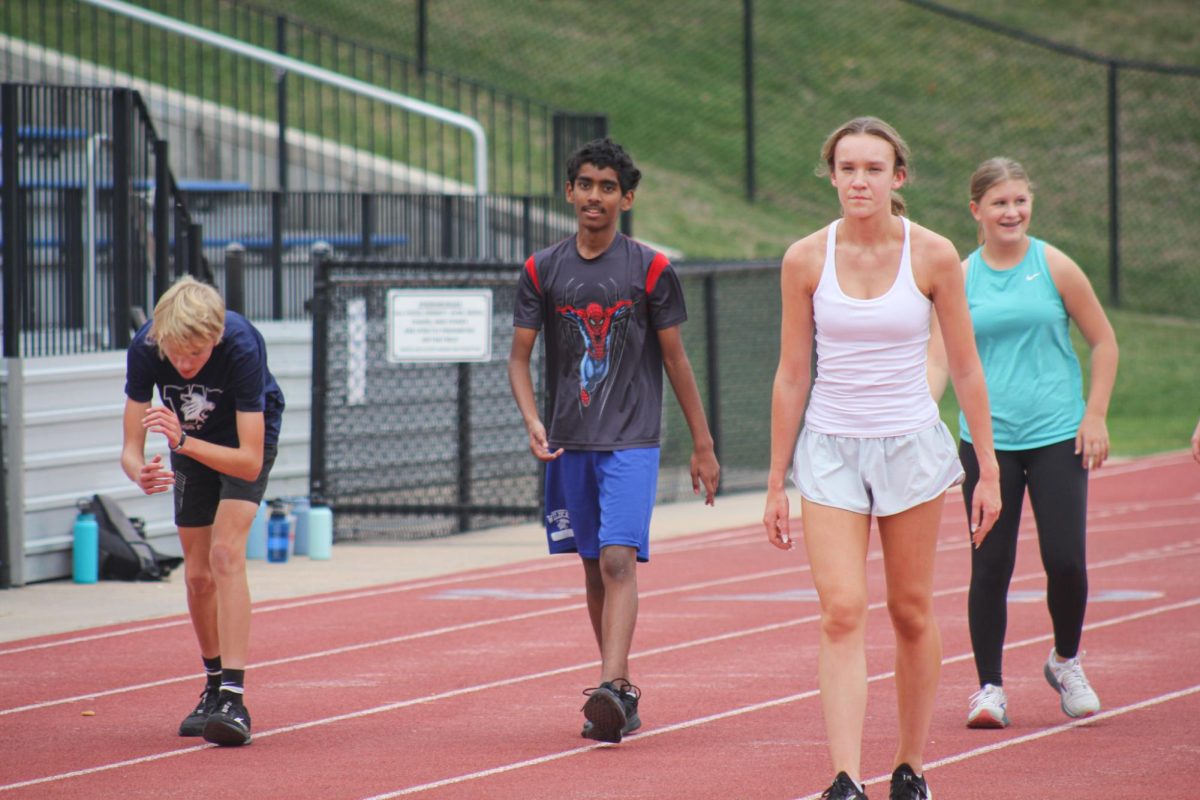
291, 496, 311, 556
267, 499, 290, 563
72, 499, 99, 584
246, 500, 268, 559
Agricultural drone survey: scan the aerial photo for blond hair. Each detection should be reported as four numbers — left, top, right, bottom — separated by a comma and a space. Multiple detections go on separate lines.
817, 116, 912, 217
148, 276, 225, 357
969, 157, 1035, 244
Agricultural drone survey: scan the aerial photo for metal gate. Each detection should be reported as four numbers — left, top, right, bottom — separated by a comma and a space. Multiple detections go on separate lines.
309, 258, 542, 541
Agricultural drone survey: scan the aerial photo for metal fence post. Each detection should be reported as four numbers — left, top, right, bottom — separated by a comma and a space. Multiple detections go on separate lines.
225, 242, 246, 315
1107, 60, 1120, 307
441, 195, 455, 258
275, 15, 289, 192
188, 222, 205, 282
743, 0, 756, 203
271, 191, 285, 319
1, 84, 20, 357
457, 362, 472, 533
361, 193, 375, 255
152, 139, 171, 301
704, 273, 722, 488
0, 85, 15, 582
309, 252, 330, 504
111, 88, 134, 348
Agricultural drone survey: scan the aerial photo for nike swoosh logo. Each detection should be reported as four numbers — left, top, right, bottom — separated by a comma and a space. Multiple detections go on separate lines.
1025, 273, 1040, 281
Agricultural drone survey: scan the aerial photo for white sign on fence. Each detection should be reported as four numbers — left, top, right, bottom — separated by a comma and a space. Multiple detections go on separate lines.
386, 288, 493, 363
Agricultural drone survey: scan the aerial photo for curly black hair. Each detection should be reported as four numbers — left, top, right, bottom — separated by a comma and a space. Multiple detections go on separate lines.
565, 137, 642, 194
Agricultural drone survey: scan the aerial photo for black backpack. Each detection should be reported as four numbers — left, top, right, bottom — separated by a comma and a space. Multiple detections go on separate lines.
91, 494, 184, 581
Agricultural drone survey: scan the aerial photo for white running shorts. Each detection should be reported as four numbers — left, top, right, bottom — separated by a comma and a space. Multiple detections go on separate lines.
791, 422, 964, 516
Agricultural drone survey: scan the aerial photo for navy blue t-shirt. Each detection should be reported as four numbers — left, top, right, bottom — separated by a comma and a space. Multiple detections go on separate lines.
124, 311, 285, 448
513, 234, 687, 451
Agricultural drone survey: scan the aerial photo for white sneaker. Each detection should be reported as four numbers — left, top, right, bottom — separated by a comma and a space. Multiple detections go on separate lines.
1043, 647, 1101, 718
967, 683, 1009, 728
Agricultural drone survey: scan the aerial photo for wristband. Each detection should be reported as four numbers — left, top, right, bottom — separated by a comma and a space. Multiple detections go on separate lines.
171, 431, 188, 452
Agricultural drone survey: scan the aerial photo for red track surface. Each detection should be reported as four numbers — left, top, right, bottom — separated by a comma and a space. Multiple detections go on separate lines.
2, 453, 1198, 799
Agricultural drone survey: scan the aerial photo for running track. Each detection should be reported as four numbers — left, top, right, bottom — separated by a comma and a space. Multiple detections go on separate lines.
2, 453, 1197, 799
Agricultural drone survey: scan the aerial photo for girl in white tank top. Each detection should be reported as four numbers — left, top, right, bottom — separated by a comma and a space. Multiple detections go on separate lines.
805, 216, 942, 437
762, 117, 1002, 800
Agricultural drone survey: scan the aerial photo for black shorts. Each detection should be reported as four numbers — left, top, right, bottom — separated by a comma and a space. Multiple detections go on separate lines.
171, 445, 278, 527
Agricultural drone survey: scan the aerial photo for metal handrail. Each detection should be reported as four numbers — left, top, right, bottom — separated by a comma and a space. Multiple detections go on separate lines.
78, 0, 492, 256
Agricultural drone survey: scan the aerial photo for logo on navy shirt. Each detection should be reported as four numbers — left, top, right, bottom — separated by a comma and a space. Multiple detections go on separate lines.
164, 384, 221, 430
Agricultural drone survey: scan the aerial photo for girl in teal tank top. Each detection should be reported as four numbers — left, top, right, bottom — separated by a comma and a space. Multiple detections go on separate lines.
959, 236, 1085, 449
928, 157, 1118, 730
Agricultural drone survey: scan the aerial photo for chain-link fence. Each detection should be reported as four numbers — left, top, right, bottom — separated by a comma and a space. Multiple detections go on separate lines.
310, 257, 779, 541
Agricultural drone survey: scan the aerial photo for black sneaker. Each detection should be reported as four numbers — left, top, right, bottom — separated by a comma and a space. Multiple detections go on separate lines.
581, 680, 641, 740
821, 772, 868, 800
178, 685, 220, 737
580, 679, 638, 743
889, 763, 930, 800
202, 695, 252, 746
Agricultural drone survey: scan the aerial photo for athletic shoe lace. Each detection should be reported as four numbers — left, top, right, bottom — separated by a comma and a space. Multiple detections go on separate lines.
1057, 658, 1092, 696
969, 683, 1004, 712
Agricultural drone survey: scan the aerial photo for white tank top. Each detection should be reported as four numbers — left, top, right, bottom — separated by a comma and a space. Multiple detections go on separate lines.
804, 217, 941, 437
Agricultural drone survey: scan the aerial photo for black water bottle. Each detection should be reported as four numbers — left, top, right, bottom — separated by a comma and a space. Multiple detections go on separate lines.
267, 499, 290, 563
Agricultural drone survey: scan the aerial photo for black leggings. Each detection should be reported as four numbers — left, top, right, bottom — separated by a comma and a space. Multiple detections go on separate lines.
959, 438, 1089, 687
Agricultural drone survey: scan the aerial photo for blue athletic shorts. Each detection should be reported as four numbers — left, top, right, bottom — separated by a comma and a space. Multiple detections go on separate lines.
543, 447, 660, 563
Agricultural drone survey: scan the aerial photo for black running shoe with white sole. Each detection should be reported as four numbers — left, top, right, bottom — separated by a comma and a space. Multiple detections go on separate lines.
820, 771, 868, 800
581, 680, 641, 740
889, 763, 930, 800
581, 681, 629, 743
202, 696, 252, 746
178, 685, 220, 737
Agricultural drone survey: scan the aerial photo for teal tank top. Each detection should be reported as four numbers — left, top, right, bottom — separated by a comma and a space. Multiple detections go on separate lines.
959, 237, 1085, 450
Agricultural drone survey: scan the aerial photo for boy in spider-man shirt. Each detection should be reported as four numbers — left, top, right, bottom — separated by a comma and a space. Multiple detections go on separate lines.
508, 137, 720, 743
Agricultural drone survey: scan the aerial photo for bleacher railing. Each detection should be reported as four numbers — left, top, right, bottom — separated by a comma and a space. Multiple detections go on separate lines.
1, 0, 591, 198
1, 82, 205, 357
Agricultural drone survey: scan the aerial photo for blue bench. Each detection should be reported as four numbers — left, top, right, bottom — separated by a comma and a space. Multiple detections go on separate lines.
202, 233, 409, 251
177, 179, 251, 192
0, 178, 155, 190
1, 126, 89, 141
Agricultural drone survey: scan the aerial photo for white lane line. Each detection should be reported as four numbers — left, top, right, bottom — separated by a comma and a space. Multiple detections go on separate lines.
357, 598, 1200, 800
4, 494, 1192, 659
0, 529, 761, 657
4, 536, 1198, 719
3, 591, 1196, 794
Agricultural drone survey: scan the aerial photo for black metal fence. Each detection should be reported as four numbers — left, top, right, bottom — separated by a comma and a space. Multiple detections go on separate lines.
1, 81, 575, 354
198, 190, 572, 321
1, 82, 204, 357
0, 0, 603, 198
309, 257, 779, 542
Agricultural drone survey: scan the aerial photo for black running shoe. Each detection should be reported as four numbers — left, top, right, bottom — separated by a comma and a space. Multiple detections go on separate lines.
889, 763, 930, 800
202, 696, 252, 746
821, 772, 868, 800
178, 685, 220, 737
581, 680, 641, 740
580, 681, 628, 743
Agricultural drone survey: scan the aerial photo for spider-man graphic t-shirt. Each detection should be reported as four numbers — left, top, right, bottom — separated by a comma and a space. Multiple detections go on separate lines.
513, 233, 687, 451
125, 311, 285, 448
